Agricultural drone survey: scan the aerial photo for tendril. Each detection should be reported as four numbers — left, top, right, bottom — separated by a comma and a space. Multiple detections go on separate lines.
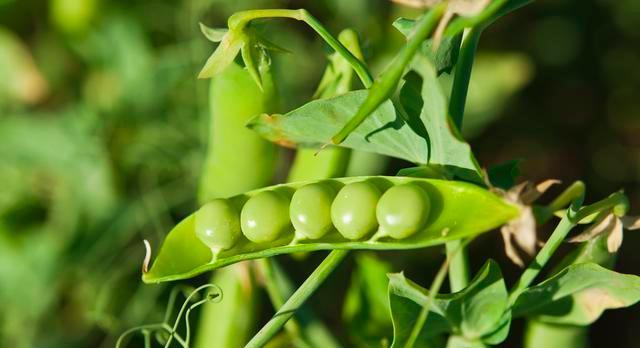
116, 284, 222, 348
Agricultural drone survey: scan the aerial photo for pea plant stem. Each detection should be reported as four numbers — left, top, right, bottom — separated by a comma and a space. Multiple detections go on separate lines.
449, 28, 482, 130
405, 239, 473, 348
405, 254, 450, 348
245, 250, 348, 348
508, 191, 629, 305
229, 9, 373, 88
445, 240, 469, 292
445, 28, 484, 295
258, 259, 308, 347
507, 215, 576, 305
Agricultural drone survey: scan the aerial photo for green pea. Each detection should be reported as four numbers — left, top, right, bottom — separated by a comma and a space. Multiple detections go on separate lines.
376, 184, 430, 239
241, 190, 291, 243
331, 181, 381, 240
290, 183, 336, 239
195, 199, 242, 251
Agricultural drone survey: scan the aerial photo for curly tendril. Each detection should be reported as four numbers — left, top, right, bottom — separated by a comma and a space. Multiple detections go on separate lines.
116, 284, 223, 348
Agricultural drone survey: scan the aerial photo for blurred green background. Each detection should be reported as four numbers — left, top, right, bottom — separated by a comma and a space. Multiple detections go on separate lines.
0, 0, 637, 347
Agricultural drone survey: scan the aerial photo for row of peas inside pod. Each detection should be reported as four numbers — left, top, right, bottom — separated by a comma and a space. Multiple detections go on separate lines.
195, 178, 433, 255
143, 176, 519, 282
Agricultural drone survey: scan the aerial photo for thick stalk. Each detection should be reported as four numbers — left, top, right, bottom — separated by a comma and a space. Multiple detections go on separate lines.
245, 250, 348, 348
445, 28, 483, 294
446, 240, 469, 292
449, 28, 482, 130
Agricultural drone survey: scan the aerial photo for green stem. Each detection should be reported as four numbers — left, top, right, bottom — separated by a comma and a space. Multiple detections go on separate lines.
258, 259, 308, 347
405, 251, 451, 348
449, 28, 482, 130
509, 191, 629, 304
446, 240, 469, 292
508, 214, 576, 305
229, 9, 373, 87
405, 239, 474, 348
331, 3, 447, 144
547, 181, 586, 214
574, 191, 629, 221
535, 181, 586, 225
245, 250, 348, 348
445, 28, 483, 293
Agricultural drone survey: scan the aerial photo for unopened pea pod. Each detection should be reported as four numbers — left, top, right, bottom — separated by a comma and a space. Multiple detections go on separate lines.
142, 176, 520, 283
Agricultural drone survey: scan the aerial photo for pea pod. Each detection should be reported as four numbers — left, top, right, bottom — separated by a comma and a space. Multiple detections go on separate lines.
143, 176, 519, 283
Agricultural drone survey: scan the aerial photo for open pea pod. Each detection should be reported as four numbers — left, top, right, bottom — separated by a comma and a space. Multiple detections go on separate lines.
143, 176, 519, 283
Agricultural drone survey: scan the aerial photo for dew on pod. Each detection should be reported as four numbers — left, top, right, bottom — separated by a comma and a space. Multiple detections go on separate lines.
241, 190, 291, 243
290, 182, 337, 240
195, 199, 242, 252
376, 183, 430, 239
331, 181, 382, 240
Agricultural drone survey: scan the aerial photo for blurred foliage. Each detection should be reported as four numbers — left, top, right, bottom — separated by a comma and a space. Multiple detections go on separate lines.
0, 0, 638, 347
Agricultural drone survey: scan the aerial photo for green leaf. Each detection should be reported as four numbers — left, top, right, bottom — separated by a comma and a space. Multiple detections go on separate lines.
512, 263, 640, 325
402, 57, 484, 184
199, 23, 228, 42
393, 17, 462, 76
388, 260, 508, 346
248, 90, 426, 163
343, 254, 393, 347
249, 57, 483, 184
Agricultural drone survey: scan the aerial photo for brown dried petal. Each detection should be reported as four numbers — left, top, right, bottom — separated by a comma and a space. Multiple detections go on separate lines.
505, 181, 530, 203
511, 206, 537, 256
432, 10, 455, 50
391, 0, 441, 9
520, 179, 561, 205
449, 0, 491, 17
569, 213, 615, 243
607, 217, 624, 253
501, 225, 525, 267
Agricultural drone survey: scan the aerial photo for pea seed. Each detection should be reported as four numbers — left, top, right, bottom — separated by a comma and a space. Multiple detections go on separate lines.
195, 199, 242, 251
241, 190, 291, 243
376, 183, 430, 239
331, 181, 381, 240
290, 183, 336, 239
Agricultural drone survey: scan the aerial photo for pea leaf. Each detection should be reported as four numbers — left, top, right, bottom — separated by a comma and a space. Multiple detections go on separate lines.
388, 260, 508, 347
393, 17, 462, 76
249, 57, 483, 184
248, 91, 426, 164
512, 263, 640, 325
401, 56, 483, 184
